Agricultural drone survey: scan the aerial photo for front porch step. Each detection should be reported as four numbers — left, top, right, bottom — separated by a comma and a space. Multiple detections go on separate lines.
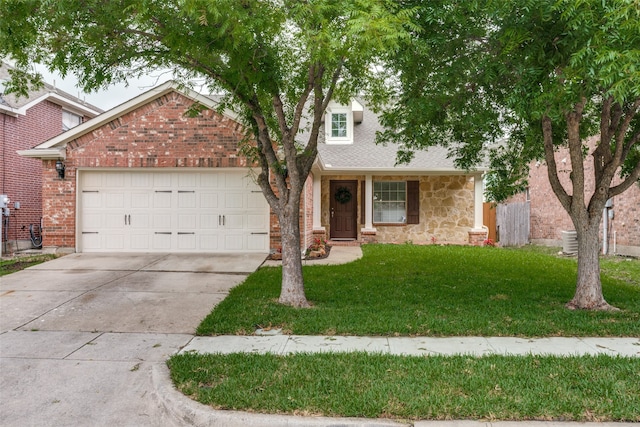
326, 240, 361, 247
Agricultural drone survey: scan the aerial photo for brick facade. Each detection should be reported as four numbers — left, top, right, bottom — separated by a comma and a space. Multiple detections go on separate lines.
40, 90, 307, 253
1, 101, 78, 251
516, 137, 639, 256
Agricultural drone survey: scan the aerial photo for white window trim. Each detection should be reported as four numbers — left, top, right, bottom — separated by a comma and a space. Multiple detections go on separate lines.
62, 109, 83, 131
324, 104, 354, 144
373, 181, 407, 224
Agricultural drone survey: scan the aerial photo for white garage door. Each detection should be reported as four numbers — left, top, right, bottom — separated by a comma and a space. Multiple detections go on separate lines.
78, 169, 270, 253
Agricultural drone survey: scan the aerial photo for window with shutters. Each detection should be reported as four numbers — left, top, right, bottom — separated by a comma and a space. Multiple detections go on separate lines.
373, 180, 419, 225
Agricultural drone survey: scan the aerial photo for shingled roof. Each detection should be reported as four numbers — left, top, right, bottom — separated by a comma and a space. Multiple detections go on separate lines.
315, 100, 487, 174
0, 62, 102, 116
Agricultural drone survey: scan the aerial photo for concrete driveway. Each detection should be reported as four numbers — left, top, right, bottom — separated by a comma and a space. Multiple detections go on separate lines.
0, 252, 266, 427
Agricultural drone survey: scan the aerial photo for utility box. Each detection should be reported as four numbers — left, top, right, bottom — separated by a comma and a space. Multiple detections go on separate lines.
562, 230, 578, 254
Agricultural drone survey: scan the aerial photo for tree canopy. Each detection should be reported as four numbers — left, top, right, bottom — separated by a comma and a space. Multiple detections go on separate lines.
0, 0, 412, 306
380, 0, 639, 309
381, 0, 639, 200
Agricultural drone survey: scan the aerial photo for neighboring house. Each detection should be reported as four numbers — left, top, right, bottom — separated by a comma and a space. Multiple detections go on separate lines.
504, 136, 639, 257
0, 63, 101, 253
18, 82, 488, 254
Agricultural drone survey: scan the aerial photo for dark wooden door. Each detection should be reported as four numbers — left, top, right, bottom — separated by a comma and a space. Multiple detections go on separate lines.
330, 180, 358, 239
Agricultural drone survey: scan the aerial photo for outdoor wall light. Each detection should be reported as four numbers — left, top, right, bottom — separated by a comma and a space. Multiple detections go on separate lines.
55, 160, 65, 179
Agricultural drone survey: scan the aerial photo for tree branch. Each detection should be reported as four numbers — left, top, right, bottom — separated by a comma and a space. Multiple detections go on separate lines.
542, 114, 572, 212
566, 98, 587, 211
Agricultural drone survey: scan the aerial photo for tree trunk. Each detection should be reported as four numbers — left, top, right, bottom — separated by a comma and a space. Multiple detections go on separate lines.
566, 221, 617, 311
277, 203, 310, 308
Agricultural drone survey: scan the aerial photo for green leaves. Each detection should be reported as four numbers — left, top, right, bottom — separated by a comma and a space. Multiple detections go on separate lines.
381, 0, 639, 200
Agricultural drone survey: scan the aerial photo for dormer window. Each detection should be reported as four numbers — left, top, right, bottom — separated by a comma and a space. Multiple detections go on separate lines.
331, 113, 348, 138
325, 100, 362, 144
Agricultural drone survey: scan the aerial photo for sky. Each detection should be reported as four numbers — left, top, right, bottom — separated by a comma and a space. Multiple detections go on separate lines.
35, 65, 172, 111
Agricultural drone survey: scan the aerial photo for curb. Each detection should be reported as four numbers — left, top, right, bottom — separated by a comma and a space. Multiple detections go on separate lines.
151, 363, 407, 427
151, 364, 638, 426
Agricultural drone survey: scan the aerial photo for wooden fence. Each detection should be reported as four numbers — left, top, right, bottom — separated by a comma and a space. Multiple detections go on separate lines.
496, 201, 530, 246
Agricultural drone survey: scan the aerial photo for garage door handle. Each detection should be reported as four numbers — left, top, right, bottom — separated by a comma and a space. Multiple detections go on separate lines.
82, 231, 99, 234
155, 232, 172, 235
178, 232, 195, 235
218, 215, 226, 226
155, 190, 172, 193
178, 190, 195, 193
251, 232, 268, 235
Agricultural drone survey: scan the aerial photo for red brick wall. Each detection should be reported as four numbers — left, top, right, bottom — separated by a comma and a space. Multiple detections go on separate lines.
42, 92, 256, 249
1, 101, 65, 246
524, 137, 639, 252
266, 172, 312, 253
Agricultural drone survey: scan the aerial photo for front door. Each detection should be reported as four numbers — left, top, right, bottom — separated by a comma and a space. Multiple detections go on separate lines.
330, 180, 358, 240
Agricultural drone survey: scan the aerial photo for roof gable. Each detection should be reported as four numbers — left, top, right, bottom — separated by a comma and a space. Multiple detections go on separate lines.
0, 63, 102, 117
19, 81, 238, 159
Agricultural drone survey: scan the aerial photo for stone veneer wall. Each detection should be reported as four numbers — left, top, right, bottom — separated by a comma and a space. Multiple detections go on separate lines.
321, 175, 474, 244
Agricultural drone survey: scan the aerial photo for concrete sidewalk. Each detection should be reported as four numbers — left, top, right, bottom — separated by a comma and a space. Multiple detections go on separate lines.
2, 249, 638, 427
180, 334, 640, 358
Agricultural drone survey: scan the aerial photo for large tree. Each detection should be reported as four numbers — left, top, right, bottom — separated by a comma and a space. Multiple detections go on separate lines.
0, 0, 410, 307
380, 0, 640, 310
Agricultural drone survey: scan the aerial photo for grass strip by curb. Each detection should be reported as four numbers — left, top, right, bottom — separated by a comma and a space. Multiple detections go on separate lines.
168, 352, 640, 422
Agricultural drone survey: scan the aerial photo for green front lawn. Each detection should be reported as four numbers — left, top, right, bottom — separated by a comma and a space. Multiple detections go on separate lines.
197, 244, 640, 337
168, 352, 640, 421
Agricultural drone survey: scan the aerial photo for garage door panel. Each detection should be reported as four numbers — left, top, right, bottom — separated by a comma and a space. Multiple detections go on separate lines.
199, 233, 220, 250
83, 213, 102, 229
200, 193, 219, 209
177, 191, 196, 208
178, 173, 197, 188
106, 193, 125, 208
200, 173, 219, 188
131, 214, 150, 229
247, 233, 268, 250
224, 192, 244, 209
130, 233, 151, 250
153, 233, 172, 249
248, 192, 267, 208
177, 232, 197, 250
105, 214, 125, 228
131, 193, 151, 208
153, 191, 172, 208
178, 214, 197, 229
247, 213, 268, 230
79, 170, 269, 253
82, 192, 102, 208
200, 214, 220, 230
105, 234, 125, 249
104, 174, 125, 187
153, 174, 172, 188
81, 232, 101, 250
153, 214, 172, 229
131, 173, 152, 187
224, 213, 244, 230
222, 233, 244, 251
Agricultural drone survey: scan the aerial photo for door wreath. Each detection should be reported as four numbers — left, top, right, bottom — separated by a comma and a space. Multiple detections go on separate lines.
334, 186, 352, 204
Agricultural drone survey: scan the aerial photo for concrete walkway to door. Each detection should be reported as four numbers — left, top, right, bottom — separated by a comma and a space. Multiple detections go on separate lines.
0, 252, 267, 427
